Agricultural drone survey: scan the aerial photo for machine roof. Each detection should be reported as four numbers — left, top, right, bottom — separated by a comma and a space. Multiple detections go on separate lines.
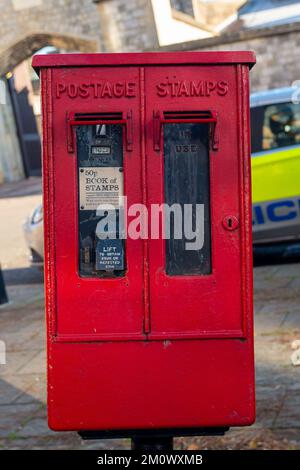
32, 51, 256, 75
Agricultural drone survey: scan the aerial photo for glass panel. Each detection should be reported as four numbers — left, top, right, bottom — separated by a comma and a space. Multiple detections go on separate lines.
164, 122, 211, 276
262, 102, 300, 150
250, 106, 264, 153
76, 124, 125, 278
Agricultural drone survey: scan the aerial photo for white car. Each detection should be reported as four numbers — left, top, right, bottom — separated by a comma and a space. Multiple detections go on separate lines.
23, 203, 44, 268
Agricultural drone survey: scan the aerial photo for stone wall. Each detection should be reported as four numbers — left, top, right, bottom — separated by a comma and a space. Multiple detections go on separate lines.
0, 0, 102, 75
159, 22, 300, 92
0, 0, 163, 75
93, 0, 159, 52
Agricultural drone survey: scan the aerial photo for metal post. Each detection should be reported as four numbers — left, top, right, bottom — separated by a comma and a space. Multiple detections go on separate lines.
131, 436, 173, 451
0, 265, 8, 305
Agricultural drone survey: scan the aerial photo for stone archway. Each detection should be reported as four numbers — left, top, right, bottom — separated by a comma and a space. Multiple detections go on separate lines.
0, 32, 98, 183
0, 32, 99, 76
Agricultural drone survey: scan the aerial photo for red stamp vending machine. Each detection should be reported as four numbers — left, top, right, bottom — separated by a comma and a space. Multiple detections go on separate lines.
33, 52, 256, 442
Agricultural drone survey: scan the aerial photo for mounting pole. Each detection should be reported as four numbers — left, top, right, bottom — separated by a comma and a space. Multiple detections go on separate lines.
131, 436, 173, 451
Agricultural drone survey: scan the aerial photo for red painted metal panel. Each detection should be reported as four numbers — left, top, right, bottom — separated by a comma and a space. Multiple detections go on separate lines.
48, 341, 255, 431
144, 65, 252, 339
35, 52, 256, 433
44, 66, 145, 339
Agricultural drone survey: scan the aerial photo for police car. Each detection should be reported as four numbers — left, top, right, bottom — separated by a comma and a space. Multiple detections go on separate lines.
251, 87, 300, 252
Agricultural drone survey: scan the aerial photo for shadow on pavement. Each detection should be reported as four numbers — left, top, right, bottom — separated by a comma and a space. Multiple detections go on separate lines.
2, 267, 44, 286
254, 242, 300, 267
0, 378, 128, 450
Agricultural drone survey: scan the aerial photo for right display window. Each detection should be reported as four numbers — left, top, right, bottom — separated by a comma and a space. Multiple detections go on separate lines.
163, 122, 212, 276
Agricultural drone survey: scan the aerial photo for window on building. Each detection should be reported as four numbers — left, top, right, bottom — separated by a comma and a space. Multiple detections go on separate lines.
170, 0, 195, 17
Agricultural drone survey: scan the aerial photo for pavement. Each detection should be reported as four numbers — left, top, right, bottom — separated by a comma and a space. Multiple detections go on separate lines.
0, 177, 300, 450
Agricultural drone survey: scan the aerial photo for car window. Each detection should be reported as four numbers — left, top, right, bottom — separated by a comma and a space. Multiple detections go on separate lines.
251, 102, 300, 153
250, 106, 264, 153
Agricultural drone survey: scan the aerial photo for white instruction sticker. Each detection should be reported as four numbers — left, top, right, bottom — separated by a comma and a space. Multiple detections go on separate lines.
79, 167, 123, 210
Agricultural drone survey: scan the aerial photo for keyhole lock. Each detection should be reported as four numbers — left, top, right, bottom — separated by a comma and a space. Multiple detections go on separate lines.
222, 215, 239, 231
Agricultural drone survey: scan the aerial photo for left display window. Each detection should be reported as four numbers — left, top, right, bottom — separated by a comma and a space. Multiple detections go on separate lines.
76, 124, 125, 278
